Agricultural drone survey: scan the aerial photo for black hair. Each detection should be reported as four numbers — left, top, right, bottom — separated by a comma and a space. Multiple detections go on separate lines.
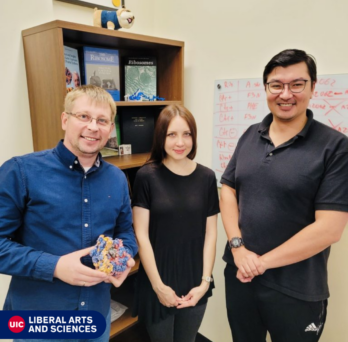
263, 49, 317, 87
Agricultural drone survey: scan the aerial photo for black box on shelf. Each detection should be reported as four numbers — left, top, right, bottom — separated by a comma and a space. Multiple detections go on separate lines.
120, 108, 155, 154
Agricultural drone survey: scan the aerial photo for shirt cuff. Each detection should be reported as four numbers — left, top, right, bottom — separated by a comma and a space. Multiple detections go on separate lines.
220, 178, 235, 188
32, 252, 60, 282
123, 246, 133, 258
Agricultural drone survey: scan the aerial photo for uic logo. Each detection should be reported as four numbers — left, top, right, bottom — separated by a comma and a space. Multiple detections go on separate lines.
8, 316, 25, 333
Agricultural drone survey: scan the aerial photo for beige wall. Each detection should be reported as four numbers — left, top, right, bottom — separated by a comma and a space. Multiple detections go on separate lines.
0, 1, 347, 341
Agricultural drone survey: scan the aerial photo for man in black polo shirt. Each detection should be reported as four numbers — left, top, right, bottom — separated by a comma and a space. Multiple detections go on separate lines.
220, 49, 348, 342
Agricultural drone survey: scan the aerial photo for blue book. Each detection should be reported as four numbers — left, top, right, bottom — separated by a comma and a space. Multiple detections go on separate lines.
82, 46, 120, 101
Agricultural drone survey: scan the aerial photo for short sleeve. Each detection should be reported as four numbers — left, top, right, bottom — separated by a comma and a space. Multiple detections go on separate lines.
208, 173, 220, 217
315, 150, 348, 212
132, 166, 151, 209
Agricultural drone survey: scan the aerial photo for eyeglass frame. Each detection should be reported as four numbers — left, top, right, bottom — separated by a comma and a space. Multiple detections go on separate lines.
65, 112, 114, 127
266, 79, 310, 94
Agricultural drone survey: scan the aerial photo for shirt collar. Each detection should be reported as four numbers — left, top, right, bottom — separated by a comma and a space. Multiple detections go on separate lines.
258, 109, 314, 138
54, 140, 102, 170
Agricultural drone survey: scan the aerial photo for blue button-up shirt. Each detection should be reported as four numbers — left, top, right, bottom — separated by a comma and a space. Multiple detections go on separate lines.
0, 141, 138, 317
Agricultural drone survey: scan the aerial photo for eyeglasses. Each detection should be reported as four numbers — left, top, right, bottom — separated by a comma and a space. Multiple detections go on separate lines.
266, 80, 309, 94
65, 112, 113, 127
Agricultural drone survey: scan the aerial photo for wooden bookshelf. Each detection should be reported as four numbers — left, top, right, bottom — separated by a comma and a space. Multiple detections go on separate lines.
22, 20, 184, 168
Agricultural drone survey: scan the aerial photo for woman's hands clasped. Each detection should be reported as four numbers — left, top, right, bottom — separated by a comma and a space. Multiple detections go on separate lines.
176, 281, 210, 309
154, 284, 182, 308
154, 281, 210, 309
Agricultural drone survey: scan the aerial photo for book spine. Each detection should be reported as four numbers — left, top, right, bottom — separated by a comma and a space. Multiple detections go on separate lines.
64, 46, 81, 92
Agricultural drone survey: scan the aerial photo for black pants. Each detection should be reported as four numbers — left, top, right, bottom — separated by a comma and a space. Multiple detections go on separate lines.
225, 263, 327, 342
146, 303, 207, 342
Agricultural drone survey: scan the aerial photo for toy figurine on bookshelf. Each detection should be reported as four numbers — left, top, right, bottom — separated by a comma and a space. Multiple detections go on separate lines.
93, 7, 135, 31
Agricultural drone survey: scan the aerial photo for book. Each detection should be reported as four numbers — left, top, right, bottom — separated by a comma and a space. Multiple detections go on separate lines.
64, 46, 81, 93
120, 107, 155, 154
115, 115, 121, 146
82, 46, 120, 101
101, 124, 119, 157
124, 57, 157, 98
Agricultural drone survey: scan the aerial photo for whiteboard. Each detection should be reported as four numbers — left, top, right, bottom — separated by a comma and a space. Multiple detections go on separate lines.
212, 74, 348, 184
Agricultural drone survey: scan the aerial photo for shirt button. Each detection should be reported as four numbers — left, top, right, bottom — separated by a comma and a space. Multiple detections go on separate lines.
84, 199, 88, 203
69, 165, 73, 169
84, 176, 87, 179
85, 223, 88, 227
74, 160, 78, 164
81, 302, 85, 306
269, 153, 273, 156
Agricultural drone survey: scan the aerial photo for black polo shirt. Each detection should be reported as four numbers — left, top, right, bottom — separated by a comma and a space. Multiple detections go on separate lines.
221, 110, 348, 301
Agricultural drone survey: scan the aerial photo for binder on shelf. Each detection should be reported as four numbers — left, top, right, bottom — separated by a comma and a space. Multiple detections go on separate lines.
120, 107, 155, 154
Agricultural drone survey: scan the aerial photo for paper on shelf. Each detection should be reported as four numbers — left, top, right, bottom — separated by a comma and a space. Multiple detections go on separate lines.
110, 299, 128, 322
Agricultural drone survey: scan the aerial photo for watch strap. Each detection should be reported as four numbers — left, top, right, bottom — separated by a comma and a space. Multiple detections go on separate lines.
202, 276, 213, 283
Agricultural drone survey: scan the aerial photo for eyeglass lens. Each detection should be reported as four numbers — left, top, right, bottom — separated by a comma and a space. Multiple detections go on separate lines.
268, 80, 307, 94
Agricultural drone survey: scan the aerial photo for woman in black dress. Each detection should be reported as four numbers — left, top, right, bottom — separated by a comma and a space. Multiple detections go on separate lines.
132, 104, 219, 342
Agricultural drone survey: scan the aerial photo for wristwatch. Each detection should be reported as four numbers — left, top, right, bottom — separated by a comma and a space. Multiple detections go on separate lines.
229, 237, 244, 249
202, 276, 213, 283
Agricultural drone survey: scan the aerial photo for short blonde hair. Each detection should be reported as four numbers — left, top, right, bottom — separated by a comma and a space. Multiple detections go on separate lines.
64, 85, 117, 121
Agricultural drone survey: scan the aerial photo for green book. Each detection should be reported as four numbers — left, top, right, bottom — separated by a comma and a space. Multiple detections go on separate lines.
124, 57, 157, 97
115, 115, 121, 146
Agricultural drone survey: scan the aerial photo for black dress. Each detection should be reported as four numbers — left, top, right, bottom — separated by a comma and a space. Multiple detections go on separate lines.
132, 163, 220, 325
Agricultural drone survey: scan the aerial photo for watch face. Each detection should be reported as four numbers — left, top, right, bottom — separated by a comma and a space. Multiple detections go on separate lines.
232, 238, 240, 247
230, 237, 243, 248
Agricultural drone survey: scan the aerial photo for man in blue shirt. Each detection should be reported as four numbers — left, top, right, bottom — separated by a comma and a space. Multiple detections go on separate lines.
0, 85, 138, 341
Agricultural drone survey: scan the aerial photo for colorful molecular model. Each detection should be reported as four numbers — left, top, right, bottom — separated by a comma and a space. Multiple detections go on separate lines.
125, 89, 165, 101
90, 235, 130, 275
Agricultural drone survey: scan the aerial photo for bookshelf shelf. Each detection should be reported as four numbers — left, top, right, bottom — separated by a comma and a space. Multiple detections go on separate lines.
105, 153, 150, 170
109, 310, 138, 338
22, 20, 184, 341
